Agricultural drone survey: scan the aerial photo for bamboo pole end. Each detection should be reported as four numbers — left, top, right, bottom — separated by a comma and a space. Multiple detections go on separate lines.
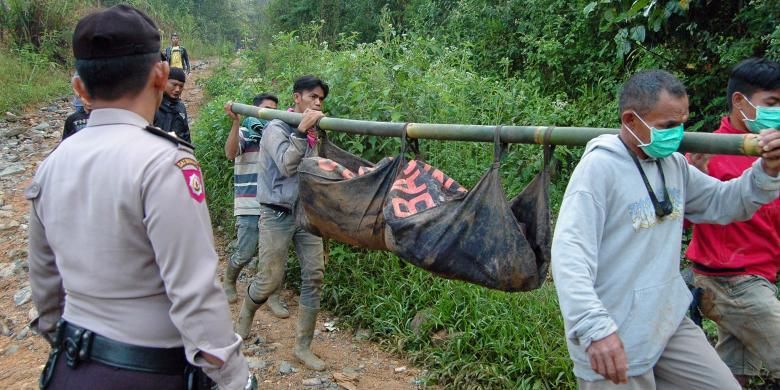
742, 134, 761, 156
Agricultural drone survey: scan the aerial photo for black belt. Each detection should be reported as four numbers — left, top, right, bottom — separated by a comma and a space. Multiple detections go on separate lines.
692, 262, 746, 274
261, 203, 291, 214
61, 322, 187, 375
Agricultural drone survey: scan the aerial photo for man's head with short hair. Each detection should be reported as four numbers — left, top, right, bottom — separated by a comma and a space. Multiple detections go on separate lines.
253, 93, 279, 108
619, 70, 689, 158
165, 68, 186, 100
726, 58, 780, 132
171, 33, 180, 46
619, 70, 687, 117
292, 76, 328, 113
71, 5, 170, 120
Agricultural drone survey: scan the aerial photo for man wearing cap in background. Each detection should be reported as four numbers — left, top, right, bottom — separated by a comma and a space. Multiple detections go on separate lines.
154, 67, 191, 143
26, 5, 254, 389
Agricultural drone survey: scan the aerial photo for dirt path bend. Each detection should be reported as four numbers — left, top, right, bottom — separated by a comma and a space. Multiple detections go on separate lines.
0, 60, 424, 389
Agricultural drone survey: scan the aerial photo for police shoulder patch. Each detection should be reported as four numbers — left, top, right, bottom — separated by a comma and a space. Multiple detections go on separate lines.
175, 157, 205, 203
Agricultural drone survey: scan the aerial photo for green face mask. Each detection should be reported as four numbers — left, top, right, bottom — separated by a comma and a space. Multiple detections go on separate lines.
741, 96, 780, 133
625, 112, 684, 159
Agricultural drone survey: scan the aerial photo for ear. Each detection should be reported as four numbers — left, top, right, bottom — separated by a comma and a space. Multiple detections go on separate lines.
293, 92, 303, 105
72, 76, 91, 103
151, 61, 170, 91
731, 92, 746, 111
620, 110, 636, 128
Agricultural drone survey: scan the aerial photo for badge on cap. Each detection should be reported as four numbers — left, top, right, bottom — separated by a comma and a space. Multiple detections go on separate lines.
176, 157, 205, 203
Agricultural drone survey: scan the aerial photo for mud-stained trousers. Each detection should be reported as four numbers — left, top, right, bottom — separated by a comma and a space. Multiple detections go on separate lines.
695, 273, 780, 380
247, 205, 324, 308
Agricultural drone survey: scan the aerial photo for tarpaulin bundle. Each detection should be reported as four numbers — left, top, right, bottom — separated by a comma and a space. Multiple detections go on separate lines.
296, 129, 401, 249
296, 126, 553, 292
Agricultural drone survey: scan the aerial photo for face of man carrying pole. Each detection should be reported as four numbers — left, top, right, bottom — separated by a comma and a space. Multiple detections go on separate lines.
551, 69, 780, 389
292, 75, 329, 135
618, 72, 689, 161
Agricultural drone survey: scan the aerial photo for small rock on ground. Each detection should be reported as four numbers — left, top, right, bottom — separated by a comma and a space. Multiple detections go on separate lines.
32, 122, 51, 131
28, 307, 38, 322
278, 361, 295, 375
14, 286, 32, 306
246, 357, 269, 370
15, 326, 29, 340
4, 345, 19, 356
0, 263, 15, 279
354, 328, 371, 340
0, 165, 24, 178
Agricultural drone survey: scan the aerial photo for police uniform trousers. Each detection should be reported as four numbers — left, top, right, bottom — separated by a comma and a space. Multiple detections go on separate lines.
47, 357, 186, 390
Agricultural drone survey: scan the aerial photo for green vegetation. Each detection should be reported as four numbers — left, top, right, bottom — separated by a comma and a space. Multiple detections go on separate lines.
262, 0, 780, 132
193, 25, 610, 388
192, 2, 779, 388
0, 0, 250, 112
0, 47, 69, 113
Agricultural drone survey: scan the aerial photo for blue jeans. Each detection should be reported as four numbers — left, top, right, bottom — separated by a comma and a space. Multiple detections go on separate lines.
248, 205, 324, 309
228, 215, 259, 269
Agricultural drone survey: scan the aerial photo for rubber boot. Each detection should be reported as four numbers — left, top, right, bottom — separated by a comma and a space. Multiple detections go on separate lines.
293, 305, 326, 371
267, 293, 289, 319
236, 294, 263, 340
222, 263, 242, 304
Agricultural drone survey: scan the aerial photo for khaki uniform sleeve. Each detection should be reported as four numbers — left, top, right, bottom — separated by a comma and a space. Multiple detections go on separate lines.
26, 182, 65, 336
141, 147, 248, 389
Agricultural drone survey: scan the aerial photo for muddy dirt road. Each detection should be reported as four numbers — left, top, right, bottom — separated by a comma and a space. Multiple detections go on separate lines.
0, 61, 425, 389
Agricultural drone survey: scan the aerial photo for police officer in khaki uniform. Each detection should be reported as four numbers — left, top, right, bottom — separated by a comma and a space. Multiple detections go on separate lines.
26, 5, 255, 389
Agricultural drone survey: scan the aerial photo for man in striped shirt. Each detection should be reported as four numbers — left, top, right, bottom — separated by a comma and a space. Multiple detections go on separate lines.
222, 94, 290, 319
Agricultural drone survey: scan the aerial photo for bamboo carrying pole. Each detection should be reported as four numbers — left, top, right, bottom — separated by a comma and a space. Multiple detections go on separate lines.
230, 103, 762, 156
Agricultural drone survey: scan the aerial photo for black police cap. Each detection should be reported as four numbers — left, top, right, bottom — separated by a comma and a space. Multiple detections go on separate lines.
73, 5, 160, 60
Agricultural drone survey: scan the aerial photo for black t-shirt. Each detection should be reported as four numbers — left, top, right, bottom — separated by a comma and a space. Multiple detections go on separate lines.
63, 110, 90, 141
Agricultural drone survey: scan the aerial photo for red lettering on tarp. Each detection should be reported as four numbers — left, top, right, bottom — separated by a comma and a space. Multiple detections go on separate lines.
317, 159, 339, 172
391, 169, 428, 195
391, 193, 436, 217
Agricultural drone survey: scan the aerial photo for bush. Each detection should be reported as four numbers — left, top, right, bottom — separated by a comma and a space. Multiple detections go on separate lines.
192, 27, 623, 387
0, 0, 241, 116
0, 46, 69, 113
261, 0, 780, 134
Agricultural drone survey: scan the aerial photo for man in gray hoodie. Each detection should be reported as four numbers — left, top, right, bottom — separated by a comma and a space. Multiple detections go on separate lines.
552, 70, 780, 389
235, 75, 328, 371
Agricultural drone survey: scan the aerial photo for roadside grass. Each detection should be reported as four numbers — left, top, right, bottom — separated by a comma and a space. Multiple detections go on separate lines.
192, 27, 778, 389
0, 47, 70, 114
312, 246, 573, 389
192, 33, 584, 388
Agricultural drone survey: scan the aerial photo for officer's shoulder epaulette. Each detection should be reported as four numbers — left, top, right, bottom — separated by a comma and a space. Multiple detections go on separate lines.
144, 125, 195, 151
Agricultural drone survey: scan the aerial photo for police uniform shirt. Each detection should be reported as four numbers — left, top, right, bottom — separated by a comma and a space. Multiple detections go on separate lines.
27, 108, 248, 388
